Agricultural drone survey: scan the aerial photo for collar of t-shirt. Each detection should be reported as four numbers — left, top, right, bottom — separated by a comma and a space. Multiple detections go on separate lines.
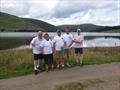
37, 36, 43, 41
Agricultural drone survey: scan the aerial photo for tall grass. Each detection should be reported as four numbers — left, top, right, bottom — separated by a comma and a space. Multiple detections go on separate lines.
0, 47, 120, 79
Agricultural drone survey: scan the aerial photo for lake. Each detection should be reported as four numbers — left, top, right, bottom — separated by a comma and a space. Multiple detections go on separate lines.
0, 32, 120, 50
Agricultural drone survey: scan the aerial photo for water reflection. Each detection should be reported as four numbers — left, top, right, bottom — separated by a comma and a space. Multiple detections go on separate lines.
0, 32, 120, 50
84, 37, 120, 47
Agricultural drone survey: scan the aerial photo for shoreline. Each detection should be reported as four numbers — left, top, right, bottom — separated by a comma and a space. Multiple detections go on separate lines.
0, 45, 120, 51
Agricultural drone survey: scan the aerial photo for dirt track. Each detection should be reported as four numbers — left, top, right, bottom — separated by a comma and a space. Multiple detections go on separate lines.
0, 63, 120, 90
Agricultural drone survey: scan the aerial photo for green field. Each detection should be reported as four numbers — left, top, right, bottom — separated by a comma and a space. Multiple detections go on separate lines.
0, 47, 120, 79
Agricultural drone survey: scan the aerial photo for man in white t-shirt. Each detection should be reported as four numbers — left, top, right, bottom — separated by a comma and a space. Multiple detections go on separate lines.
62, 27, 74, 67
30, 31, 44, 75
52, 30, 65, 69
41, 33, 54, 72
74, 29, 84, 67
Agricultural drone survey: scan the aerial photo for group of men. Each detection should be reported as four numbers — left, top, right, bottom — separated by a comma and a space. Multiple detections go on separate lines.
30, 27, 84, 75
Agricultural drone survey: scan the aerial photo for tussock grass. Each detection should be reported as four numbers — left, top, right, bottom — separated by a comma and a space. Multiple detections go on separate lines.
54, 79, 104, 90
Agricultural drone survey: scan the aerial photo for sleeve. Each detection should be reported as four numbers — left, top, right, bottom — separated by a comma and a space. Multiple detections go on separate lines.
74, 35, 76, 41
30, 38, 35, 48
60, 35, 65, 42
70, 34, 74, 41
30, 38, 35, 45
81, 35, 84, 41
50, 40, 53, 47
52, 36, 56, 43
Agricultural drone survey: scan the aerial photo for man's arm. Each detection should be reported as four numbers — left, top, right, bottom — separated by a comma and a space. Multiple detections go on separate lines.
40, 46, 44, 54
53, 42, 56, 53
68, 34, 74, 47
74, 35, 84, 44
68, 40, 74, 47
30, 38, 36, 47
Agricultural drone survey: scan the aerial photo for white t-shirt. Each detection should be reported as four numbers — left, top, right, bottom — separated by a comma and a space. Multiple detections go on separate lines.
52, 35, 65, 51
62, 33, 74, 49
41, 39, 53, 55
30, 36, 44, 54
73, 34, 84, 48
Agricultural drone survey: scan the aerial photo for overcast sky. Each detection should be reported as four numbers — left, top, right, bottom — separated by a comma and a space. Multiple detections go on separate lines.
0, 0, 120, 26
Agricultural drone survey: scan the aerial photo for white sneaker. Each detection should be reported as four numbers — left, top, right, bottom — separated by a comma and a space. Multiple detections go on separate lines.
62, 64, 64, 68
57, 65, 60, 68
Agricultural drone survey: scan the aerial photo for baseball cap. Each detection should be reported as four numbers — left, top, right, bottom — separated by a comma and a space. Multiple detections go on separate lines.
77, 28, 81, 32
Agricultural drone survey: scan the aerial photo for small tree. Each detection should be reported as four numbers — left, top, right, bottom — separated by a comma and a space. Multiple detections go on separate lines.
1, 28, 5, 32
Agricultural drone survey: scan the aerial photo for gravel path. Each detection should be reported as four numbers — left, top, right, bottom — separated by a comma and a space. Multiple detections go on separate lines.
0, 63, 120, 90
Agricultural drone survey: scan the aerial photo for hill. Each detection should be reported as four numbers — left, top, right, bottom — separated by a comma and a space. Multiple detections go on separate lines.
58, 24, 120, 32
0, 12, 25, 31
0, 12, 120, 32
0, 12, 58, 32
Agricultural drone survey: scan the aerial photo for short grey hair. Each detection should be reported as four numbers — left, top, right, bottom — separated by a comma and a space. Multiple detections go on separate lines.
38, 31, 43, 35
77, 29, 81, 32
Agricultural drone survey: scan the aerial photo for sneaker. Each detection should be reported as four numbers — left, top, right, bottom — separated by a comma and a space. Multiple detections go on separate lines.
34, 70, 38, 75
37, 66, 40, 70
37, 69, 41, 72
61, 64, 64, 68
76, 60, 79, 64
57, 65, 60, 69
46, 69, 49, 72
80, 63, 83, 67
51, 66, 54, 71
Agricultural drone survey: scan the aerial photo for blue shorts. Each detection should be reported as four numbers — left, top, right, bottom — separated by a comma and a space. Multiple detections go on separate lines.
75, 48, 83, 54
34, 54, 43, 60
44, 54, 54, 64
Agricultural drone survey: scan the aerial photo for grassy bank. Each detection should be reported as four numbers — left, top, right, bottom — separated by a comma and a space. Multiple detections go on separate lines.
0, 47, 120, 79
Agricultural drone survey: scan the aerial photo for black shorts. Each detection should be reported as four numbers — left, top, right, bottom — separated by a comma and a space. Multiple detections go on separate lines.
75, 48, 83, 54
44, 54, 54, 64
34, 54, 43, 60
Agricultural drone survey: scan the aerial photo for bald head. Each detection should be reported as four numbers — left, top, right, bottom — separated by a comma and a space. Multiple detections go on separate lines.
64, 27, 69, 34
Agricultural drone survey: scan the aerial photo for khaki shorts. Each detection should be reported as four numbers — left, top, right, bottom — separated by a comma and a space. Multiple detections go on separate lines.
55, 51, 65, 61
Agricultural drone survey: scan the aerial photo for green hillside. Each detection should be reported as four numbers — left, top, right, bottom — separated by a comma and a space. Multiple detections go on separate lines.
23, 18, 58, 32
0, 12, 58, 32
0, 12, 25, 31
58, 24, 120, 32
0, 12, 120, 32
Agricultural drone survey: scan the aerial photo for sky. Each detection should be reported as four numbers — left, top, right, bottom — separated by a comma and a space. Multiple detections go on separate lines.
0, 0, 120, 26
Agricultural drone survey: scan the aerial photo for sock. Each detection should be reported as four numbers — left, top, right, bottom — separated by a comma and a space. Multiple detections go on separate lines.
52, 65, 54, 69
57, 65, 60, 68
34, 67, 37, 70
76, 60, 79, 63
62, 64, 64, 67
37, 65, 40, 68
79, 58, 82, 64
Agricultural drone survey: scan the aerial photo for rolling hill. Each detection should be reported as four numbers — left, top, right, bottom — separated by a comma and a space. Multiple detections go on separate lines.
0, 12, 120, 32
0, 12, 58, 32
58, 24, 120, 32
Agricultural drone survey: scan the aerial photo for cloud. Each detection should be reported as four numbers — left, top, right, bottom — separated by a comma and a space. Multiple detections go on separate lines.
43, 0, 120, 26
0, 0, 29, 16
0, 0, 120, 26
